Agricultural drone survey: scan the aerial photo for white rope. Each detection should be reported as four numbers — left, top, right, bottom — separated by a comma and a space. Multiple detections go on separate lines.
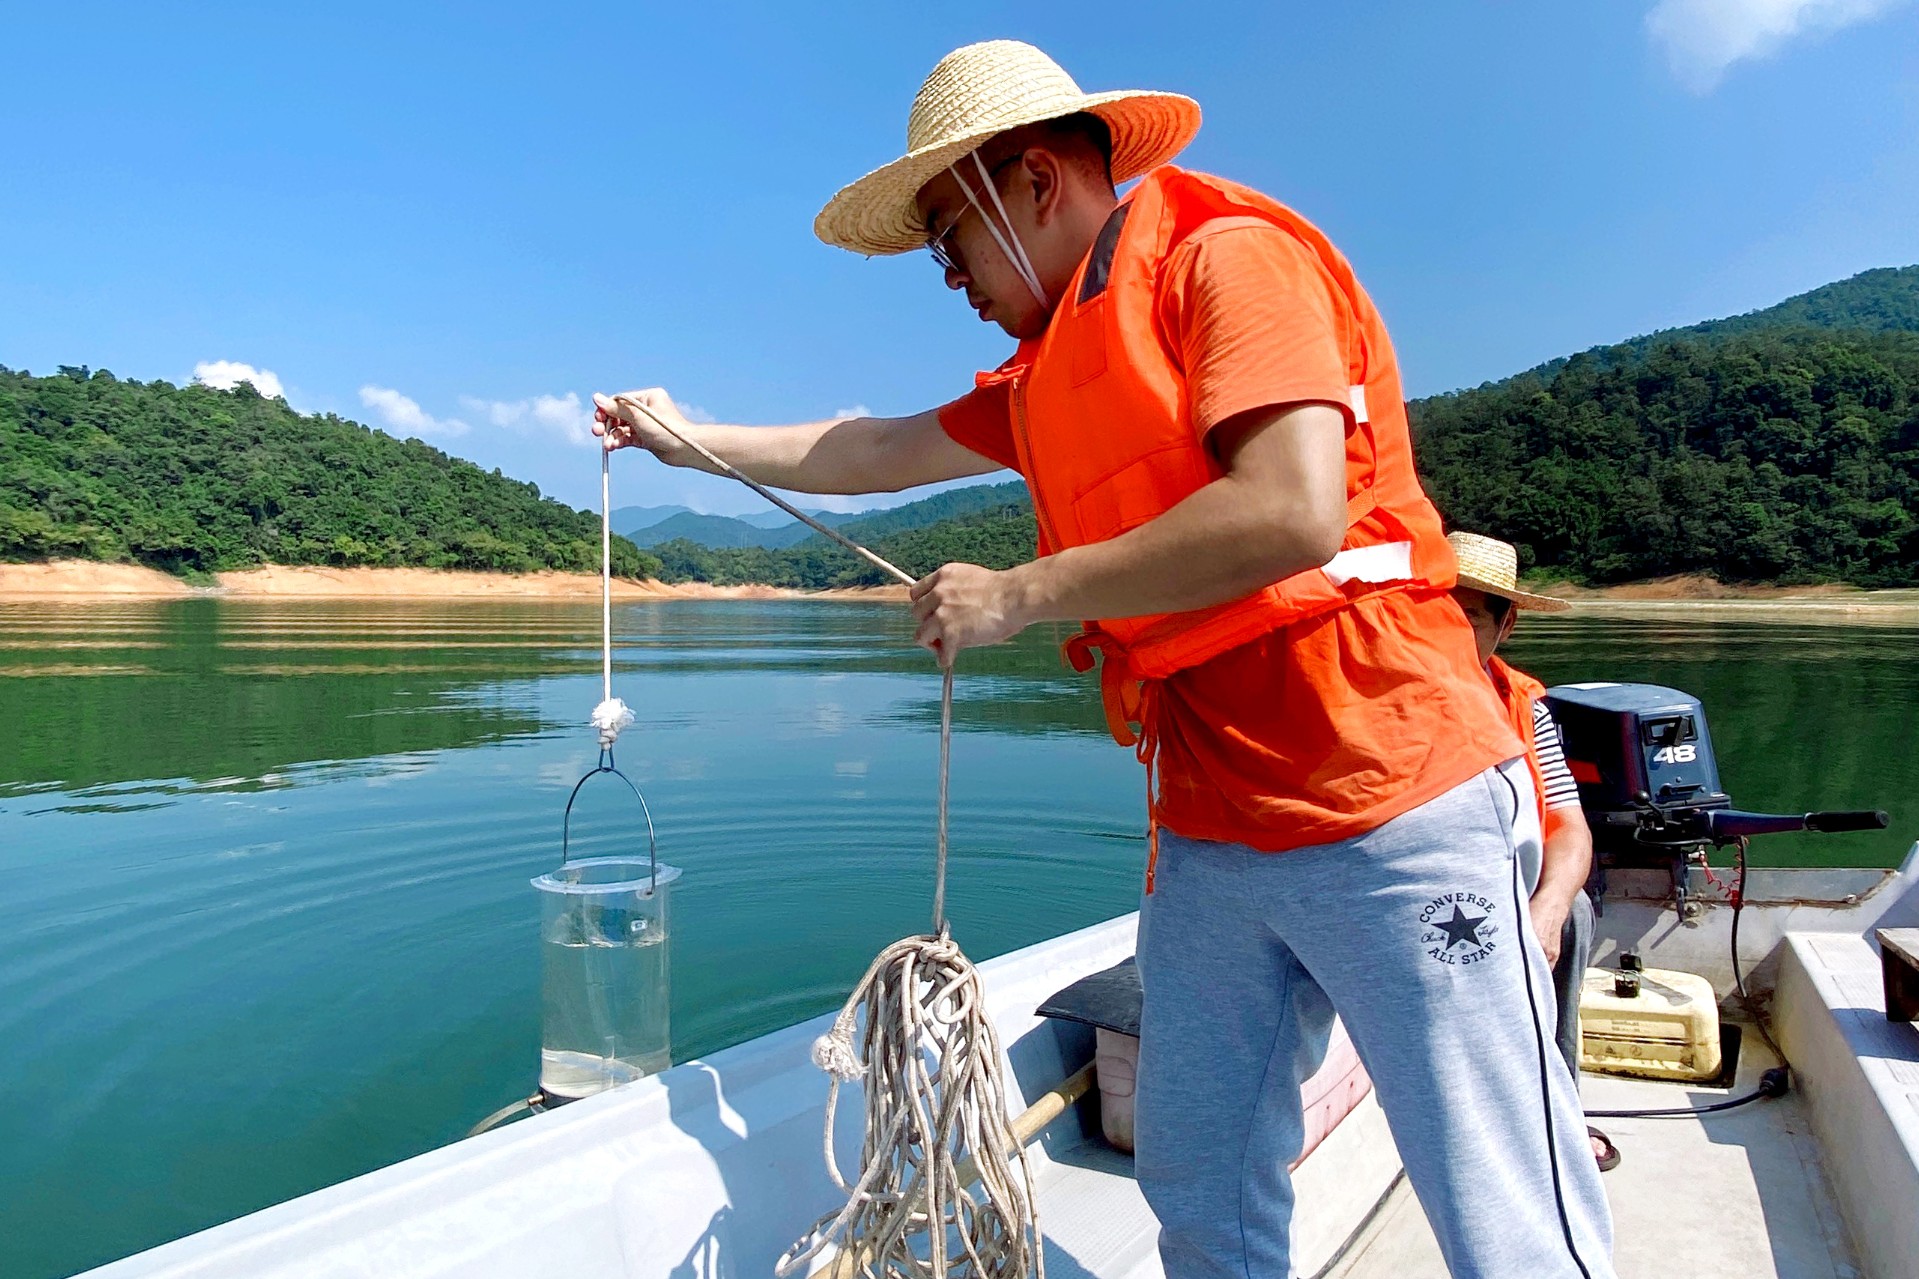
608, 397, 1042, 1278
591, 445, 633, 749
777, 927, 1042, 1279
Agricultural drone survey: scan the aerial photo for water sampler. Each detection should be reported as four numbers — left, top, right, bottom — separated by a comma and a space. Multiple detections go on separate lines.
532, 760, 681, 1101
471, 448, 680, 1133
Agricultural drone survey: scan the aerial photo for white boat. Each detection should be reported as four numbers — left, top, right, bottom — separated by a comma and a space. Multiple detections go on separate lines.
78, 845, 1919, 1279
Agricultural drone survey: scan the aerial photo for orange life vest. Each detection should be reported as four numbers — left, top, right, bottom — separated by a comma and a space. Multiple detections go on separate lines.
971, 166, 1457, 744
1486, 654, 1549, 826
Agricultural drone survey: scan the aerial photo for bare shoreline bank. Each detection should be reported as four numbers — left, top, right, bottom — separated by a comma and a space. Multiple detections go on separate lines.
0, 561, 911, 603
0, 561, 1912, 617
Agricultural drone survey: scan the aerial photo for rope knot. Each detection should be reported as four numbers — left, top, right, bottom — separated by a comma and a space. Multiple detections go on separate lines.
811, 1022, 867, 1083
590, 697, 634, 748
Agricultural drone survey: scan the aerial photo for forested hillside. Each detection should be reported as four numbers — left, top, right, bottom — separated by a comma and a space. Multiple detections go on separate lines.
1413, 329, 1919, 585
0, 366, 658, 577
1653, 266, 1919, 344
651, 502, 1038, 588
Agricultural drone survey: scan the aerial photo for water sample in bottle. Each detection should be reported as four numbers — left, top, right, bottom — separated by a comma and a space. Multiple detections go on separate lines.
532, 857, 682, 1102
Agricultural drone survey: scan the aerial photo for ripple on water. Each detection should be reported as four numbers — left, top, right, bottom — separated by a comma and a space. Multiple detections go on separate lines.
2, 601, 1913, 1279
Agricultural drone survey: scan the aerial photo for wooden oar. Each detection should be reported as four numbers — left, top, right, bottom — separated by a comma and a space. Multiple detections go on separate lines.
823, 1061, 1097, 1278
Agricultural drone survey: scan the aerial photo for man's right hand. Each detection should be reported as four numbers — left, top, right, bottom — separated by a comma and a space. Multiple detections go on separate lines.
586, 394, 1005, 495
592, 389, 704, 468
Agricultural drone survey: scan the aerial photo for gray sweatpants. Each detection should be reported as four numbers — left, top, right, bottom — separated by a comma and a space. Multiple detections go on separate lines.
1135, 761, 1615, 1278
1553, 890, 1596, 1081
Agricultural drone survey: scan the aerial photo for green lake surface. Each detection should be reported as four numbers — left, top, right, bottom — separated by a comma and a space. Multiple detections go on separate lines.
1, 597, 1914, 1278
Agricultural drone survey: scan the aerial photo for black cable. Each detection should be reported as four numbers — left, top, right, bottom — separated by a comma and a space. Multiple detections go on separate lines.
1501, 768, 1595, 1279
1587, 1068, 1790, 1119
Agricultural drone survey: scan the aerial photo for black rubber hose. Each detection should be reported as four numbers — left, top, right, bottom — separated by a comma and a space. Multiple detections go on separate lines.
1587, 1067, 1790, 1119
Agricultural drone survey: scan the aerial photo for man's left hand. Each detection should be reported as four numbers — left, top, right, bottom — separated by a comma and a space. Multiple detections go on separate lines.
1529, 893, 1569, 968
911, 563, 1030, 666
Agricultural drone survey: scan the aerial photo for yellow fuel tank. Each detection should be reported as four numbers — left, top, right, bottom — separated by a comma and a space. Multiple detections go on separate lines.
1578, 964, 1722, 1082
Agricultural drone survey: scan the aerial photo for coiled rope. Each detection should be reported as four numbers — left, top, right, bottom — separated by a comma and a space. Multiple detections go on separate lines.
608, 396, 1043, 1279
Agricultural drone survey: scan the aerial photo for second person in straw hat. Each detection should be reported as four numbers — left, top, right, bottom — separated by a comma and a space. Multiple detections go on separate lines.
1449, 530, 1620, 1173
595, 39, 1614, 1279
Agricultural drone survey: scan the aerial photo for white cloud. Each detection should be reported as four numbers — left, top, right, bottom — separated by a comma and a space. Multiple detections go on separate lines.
833, 404, 873, 420
194, 359, 285, 400
460, 391, 595, 447
357, 385, 469, 438
1647, 0, 1913, 92
678, 402, 718, 424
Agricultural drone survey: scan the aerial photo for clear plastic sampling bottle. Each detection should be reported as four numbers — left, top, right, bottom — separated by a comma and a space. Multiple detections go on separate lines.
532, 857, 682, 1102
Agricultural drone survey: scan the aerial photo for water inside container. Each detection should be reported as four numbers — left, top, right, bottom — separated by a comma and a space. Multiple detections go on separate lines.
532, 857, 681, 1101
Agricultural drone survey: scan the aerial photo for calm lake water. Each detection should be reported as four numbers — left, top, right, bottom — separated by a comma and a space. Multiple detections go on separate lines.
1, 597, 1914, 1278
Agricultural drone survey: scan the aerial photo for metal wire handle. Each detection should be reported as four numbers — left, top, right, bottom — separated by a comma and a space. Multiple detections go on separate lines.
560, 747, 662, 896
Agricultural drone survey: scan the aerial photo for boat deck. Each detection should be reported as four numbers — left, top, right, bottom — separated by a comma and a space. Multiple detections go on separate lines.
1036, 1022, 1860, 1279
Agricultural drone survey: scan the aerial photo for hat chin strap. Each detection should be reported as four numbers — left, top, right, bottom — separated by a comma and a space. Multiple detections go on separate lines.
951, 151, 1048, 308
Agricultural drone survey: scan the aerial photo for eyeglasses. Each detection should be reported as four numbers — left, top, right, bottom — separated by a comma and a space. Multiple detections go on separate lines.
925, 152, 1025, 276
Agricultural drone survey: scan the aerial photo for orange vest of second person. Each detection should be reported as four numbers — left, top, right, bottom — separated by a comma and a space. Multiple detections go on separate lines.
1486, 654, 1550, 826
971, 166, 1457, 742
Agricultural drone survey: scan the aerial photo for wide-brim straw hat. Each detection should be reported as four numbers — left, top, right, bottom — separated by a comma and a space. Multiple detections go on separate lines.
1448, 531, 1571, 613
815, 40, 1201, 256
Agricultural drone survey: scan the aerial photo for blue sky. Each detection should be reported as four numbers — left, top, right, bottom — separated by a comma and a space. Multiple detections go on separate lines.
4, 1, 1915, 516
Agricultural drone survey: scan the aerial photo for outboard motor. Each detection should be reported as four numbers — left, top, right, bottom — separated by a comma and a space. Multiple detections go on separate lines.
1543, 682, 1888, 915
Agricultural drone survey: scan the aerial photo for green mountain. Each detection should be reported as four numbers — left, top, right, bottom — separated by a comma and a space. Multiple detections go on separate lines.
1662, 265, 1919, 342
0, 366, 659, 578
828, 479, 1030, 542
624, 480, 1030, 550
1517, 266, 1919, 385
611, 503, 693, 536
1413, 327, 1919, 586
650, 501, 1037, 589
626, 508, 858, 549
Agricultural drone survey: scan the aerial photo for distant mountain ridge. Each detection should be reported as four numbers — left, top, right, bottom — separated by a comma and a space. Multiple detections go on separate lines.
610, 504, 692, 533
624, 479, 1031, 549
627, 509, 856, 549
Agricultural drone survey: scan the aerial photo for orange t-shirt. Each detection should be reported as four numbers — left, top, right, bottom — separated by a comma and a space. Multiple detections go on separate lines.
939, 220, 1518, 852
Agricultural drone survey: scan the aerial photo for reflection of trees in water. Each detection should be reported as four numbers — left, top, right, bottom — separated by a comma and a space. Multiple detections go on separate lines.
5, 601, 1910, 863
1508, 617, 1919, 867
624, 602, 1116, 739
0, 598, 581, 799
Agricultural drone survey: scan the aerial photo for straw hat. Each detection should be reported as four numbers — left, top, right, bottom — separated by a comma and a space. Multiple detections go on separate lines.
814, 40, 1201, 256
1447, 532, 1571, 613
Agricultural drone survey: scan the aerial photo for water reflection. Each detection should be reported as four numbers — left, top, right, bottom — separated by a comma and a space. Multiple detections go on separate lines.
0, 599, 579, 806
0, 596, 1913, 1279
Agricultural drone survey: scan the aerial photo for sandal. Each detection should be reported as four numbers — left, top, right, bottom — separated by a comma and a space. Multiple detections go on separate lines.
1588, 1126, 1621, 1173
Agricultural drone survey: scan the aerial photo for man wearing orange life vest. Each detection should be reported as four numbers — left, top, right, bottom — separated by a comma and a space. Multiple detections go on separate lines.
1448, 530, 1619, 1174
595, 41, 1615, 1279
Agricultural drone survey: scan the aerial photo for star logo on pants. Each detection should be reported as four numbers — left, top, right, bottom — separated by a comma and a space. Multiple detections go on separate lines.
1434, 905, 1488, 950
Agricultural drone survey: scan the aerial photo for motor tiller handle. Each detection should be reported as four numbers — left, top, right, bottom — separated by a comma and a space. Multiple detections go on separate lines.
1705, 808, 1890, 839
1804, 809, 1891, 833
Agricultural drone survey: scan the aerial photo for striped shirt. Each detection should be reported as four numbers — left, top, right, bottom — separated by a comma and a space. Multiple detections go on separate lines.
1531, 702, 1582, 811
